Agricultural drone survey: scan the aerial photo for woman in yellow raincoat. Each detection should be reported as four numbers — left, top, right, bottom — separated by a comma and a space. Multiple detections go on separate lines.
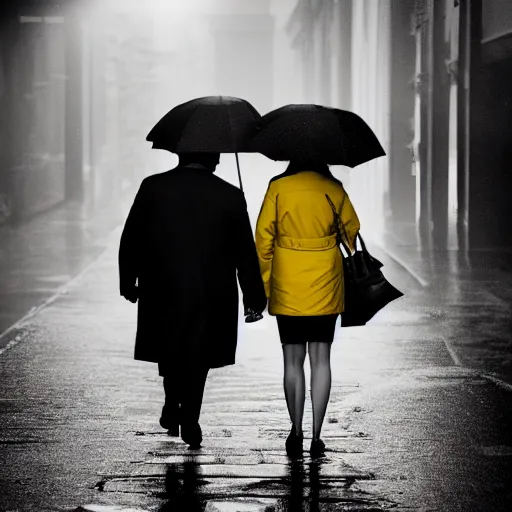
255, 160, 360, 458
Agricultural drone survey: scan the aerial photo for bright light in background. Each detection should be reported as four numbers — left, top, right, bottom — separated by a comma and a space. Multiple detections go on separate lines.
105, 0, 225, 19
83, 0, 305, 215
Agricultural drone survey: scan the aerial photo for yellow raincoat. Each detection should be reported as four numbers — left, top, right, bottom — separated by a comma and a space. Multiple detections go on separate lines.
255, 171, 360, 316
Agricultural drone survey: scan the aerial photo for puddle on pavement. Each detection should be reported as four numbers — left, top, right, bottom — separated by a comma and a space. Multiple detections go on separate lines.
96, 457, 388, 511
75, 506, 150, 512
204, 499, 276, 511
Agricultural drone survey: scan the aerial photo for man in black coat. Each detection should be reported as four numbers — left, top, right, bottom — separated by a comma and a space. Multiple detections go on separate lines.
118, 152, 267, 447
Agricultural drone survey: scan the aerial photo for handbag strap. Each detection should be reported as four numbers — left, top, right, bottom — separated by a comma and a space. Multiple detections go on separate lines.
325, 193, 352, 256
325, 193, 368, 255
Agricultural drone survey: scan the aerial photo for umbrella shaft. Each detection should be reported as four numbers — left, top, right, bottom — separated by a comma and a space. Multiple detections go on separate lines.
235, 153, 244, 193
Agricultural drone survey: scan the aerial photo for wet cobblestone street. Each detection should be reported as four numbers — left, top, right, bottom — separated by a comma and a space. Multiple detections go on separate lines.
1, 220, 512, 511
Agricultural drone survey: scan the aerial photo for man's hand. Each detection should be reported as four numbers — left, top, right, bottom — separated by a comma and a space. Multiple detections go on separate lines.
244, 308, 263, 323
121, 286, 138, 304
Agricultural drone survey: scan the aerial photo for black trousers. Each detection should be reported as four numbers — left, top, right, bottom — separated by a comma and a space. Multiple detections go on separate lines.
162, 365, 209, 426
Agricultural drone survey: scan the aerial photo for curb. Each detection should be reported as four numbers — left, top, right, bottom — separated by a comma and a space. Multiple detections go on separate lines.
371, 242, 430, 288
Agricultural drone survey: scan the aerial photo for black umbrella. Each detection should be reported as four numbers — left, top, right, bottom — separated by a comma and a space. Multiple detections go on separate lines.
250, 104, 386, 167
146, 96, 261, 191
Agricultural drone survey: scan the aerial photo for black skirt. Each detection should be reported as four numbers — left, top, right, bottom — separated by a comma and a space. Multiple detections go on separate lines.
276, 314, 339, 344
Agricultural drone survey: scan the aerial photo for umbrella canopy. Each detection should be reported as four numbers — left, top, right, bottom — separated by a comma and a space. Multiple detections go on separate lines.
250, 104, 386, 167
146, 96, 261, 154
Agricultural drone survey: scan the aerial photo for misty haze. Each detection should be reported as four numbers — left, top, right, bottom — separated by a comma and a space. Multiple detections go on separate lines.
1, 1, 512, 511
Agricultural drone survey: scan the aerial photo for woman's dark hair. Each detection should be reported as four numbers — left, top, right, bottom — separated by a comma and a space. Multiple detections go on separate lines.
270, 159, 343, 188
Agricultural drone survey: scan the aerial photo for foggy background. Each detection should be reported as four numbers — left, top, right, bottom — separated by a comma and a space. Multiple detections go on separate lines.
1, 0, 512, 336
2, 2, 512, 510
1, 0, 512, 247
0, 0, 390, 236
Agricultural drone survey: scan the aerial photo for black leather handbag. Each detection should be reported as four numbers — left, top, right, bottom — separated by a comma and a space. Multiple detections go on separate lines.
326, 194, 403, 327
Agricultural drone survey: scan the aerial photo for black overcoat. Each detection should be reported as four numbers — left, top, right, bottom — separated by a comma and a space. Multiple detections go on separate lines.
118, 165, 267, 370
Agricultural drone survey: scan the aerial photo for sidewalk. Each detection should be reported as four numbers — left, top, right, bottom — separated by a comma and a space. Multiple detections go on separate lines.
378, 227, 512, 292
1, 226, 512, 511
374, 229, 512, 386
0, 190, 135, 348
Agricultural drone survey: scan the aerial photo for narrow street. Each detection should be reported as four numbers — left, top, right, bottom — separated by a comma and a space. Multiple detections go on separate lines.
1, 2, 512, 510
1, 220, 511, 512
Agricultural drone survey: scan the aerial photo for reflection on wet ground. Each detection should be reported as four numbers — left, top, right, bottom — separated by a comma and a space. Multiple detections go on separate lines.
160, 461, 204, 512
153, 457, 388, 511
94, 425, 395, 511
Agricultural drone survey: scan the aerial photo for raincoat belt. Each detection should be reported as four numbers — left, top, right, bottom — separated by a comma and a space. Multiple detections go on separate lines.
276, 233, 338, 251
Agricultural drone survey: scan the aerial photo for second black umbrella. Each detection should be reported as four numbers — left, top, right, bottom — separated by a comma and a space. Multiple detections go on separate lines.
251, 104, 386, 167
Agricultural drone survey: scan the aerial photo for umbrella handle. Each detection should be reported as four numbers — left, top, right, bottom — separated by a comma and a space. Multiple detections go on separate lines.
235, 153, 244, 193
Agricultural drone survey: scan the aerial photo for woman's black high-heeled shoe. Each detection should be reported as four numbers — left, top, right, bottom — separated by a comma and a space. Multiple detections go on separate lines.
310, 438, 326, 458
159, 404, 180, 437
285, 425, 304, 458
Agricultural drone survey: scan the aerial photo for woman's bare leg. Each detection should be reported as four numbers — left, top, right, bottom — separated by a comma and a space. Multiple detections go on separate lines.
308, 342, 332, 440
282, 344, 307, 436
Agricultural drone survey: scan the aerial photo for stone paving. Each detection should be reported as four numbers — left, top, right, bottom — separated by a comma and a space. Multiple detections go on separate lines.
1, 223, 512, 511
1, 162, 512, 511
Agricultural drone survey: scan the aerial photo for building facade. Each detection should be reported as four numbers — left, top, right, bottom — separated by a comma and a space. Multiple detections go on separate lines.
0, 0, 160, 224
0, 0, 278, 224
286, 0, 512, 251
